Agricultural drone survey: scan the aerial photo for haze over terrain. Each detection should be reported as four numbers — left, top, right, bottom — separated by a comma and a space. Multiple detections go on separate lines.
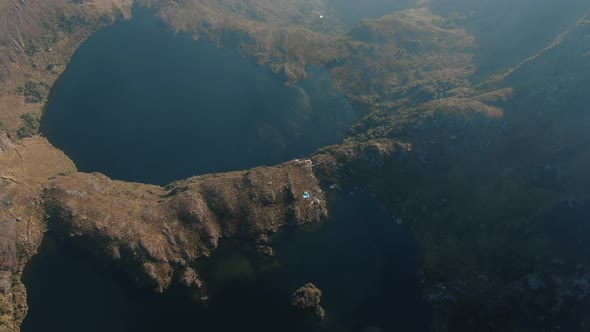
1, 0, 590, 331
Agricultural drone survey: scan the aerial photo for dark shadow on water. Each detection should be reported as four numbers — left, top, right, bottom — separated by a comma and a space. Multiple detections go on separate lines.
22, 192, 432, 332
40, 6, 356, 185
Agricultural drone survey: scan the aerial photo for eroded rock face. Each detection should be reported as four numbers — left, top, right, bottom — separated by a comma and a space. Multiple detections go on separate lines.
291, 283, 325, 320
43, 159, 328, 292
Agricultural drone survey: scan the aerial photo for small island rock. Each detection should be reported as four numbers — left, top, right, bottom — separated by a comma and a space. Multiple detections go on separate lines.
291, 282, 325, 320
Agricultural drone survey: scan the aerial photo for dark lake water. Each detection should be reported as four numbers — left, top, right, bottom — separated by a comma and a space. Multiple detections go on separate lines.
40, 7, 355, 185
22, 192, 431, 332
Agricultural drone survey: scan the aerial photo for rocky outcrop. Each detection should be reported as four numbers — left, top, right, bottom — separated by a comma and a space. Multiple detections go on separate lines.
43, 159, 328, 293
291, 283, 325, 320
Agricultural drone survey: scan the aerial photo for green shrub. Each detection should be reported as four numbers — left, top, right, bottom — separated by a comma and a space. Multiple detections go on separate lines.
58, 14, 87, 33
25, 42, 39, 56
22, 81, 49, 104
16, 113, 40, 139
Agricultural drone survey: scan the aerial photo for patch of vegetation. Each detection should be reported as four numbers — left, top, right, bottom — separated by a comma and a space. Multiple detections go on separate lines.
0, 293, 14, 329
25, 41, 40, 56
48, 170, 76, 180
58, 14, 88, 33
22, 81, 49, 104
16, 113, 40, 139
